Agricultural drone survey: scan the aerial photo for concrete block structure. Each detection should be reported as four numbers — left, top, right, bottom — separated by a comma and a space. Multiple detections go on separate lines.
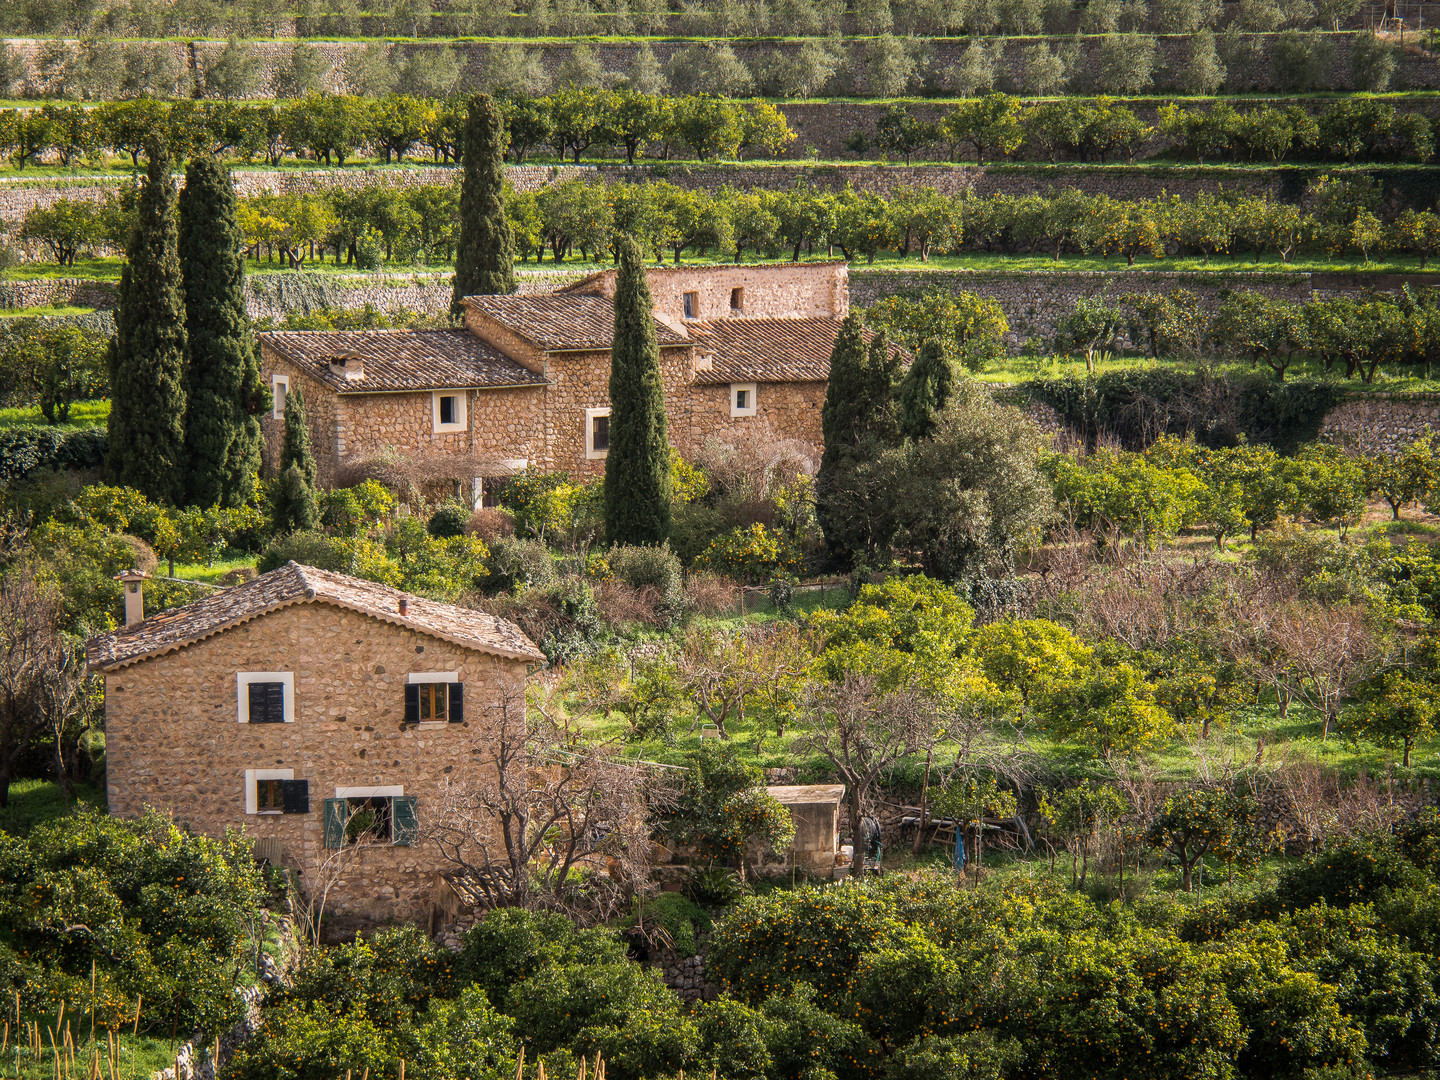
86, 562, 544, 927
256, 262, 899, 491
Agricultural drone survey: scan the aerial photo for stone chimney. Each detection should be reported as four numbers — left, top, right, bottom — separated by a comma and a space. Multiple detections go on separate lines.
115, 568, 148, 627
398, 596, 409, 616
327, 353, 365, 382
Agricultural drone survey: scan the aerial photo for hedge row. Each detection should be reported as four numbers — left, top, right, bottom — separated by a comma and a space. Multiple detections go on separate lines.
0, 425, 108, 483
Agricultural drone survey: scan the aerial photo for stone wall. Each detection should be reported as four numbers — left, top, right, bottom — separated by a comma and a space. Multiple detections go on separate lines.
1319, 394, 1440, 453
102, 599, 530, 926
0, 276, 117, 309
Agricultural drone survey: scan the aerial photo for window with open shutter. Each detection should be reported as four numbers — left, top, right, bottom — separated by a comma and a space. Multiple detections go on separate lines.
322, 798, 346, 848
247, 681, 286, 724
391, 796, 418, 846
280, 779, 310, 814
448, 682, 464, 723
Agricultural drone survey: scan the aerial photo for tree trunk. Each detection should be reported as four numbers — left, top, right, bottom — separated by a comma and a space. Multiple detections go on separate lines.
911, 750, 933, 856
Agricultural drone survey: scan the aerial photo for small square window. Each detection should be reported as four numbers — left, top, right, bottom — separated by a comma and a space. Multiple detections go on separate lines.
731, 383, 758, 418
730, 287, 744, 312
683, 292, 699, 320
238, 672, 294, 724
271, 376, 288, 419
586, 407, 611, 458
256, 779, 284, 812
345, 796, 393, 844
433, 391, 466, 432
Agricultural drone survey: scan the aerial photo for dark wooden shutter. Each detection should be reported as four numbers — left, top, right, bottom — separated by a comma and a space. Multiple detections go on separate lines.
322, 798, 346, 848
280, 779, 310, 814
404, 683, 420, 723
391, 796, 417, 846
448, 682, 464, 723
248, 681, 286, 723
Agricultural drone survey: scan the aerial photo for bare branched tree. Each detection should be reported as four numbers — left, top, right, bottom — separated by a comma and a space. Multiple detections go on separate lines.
0, 572, 76, 807
426, 687, 660, 920
795, 675, 937, 848
1267, 602, 1382, 737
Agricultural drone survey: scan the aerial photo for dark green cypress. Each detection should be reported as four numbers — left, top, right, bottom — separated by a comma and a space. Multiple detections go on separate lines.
816, 314, 898, 563
271, 386, 318, 533
106, 141, 188, 503
179, 154, 264, 508
896, 338, 953, 442
450, 93, 516, 318
604, 235, 671, 547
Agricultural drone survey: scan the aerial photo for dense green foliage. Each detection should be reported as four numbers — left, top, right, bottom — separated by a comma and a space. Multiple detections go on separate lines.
178, 154, 265, 509
604, 235, 672, 547
450, 93, 517, 317
272, 386, 318, 534
105, 145, 188, 504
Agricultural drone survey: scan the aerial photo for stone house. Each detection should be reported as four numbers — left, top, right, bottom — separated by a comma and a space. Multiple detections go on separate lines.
86, 561, 545, 926
257, 262, 898, 494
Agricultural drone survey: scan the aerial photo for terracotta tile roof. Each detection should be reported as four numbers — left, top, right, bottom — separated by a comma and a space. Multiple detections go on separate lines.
259, 330, 547, 393
687, 317, 904, 385
462, 294, 689, 351
86, 562, 546, 671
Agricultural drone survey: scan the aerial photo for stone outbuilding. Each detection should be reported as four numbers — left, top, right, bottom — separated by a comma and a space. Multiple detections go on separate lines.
256, 262, 901, 493
86, 561, 545, 928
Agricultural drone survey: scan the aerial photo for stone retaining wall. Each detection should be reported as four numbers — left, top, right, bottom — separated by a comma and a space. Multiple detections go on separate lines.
1318, 394, 1440, 452
3, 32, 1432, 106
0, 276, 117, 309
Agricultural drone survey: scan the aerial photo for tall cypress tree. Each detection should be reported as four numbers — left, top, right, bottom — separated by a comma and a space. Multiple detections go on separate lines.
106, 141, 188, 503
272, 386, 318, 534
816, 314, 897, 563
896, 338, 952, 442
604, 235, 671, 547
450, 93, 516, 317
179, 154, 264, 508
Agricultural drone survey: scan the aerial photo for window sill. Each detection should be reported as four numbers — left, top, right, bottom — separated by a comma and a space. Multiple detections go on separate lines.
417, 721, 447, 729
434, 426, 465, 435
255, 810, 283, 816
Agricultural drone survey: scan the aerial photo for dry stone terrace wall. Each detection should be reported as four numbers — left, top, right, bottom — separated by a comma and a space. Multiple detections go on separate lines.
1319, 394, 1440, 452
5, 32, 1438, 104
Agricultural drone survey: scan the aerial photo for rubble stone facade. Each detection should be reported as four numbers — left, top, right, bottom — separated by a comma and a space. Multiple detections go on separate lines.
102, 600, 527, 926
258, 262, 850, 486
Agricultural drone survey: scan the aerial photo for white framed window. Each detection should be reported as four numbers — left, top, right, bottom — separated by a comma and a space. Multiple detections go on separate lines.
237, 671, 295, 724
731, 383, 758, 417
245, 768, 295, 815
683, 291, 700, 319
585, 407, 611, 459
324, 787, 415, 848
271, 375, 288, 419
406, 671, 462, 728
433, 391, 467, 433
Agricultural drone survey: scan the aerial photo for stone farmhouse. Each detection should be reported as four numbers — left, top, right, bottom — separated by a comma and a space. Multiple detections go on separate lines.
257, 262, 897, 495
86, 561, 545, 926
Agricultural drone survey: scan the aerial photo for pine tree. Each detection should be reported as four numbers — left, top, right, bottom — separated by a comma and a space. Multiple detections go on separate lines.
896, 339, 953, 442
179, 154, 264, 509
604, 235, 671, 547
106, 141, 188, 503
272, 386, 318, 533
450, 93, 516, 317
816, 314, 897, 564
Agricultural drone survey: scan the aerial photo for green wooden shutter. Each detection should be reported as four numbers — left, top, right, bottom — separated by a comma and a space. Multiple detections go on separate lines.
448, 682, 464, 723
391, 796, 417, 846
404, 683, 420, 723
322, 798, 346, 848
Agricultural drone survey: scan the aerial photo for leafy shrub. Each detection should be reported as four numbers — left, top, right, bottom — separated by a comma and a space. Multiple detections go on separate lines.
884, 1032, 1023, 1080
0, 425, 107, 483
484, 536, 556, 592
685, 865, 747, 908
256, 530, 400, 582
1277, 833, 1429, 910
631, 893, 711, 957
278, 925, 455, 1024
458, 910, 628, 1012
1397, 808, 1440, 880
606, 542, 682, 596
427, 499, 471, 539
0, 810, 266, 1036
695, 523, 805, 584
